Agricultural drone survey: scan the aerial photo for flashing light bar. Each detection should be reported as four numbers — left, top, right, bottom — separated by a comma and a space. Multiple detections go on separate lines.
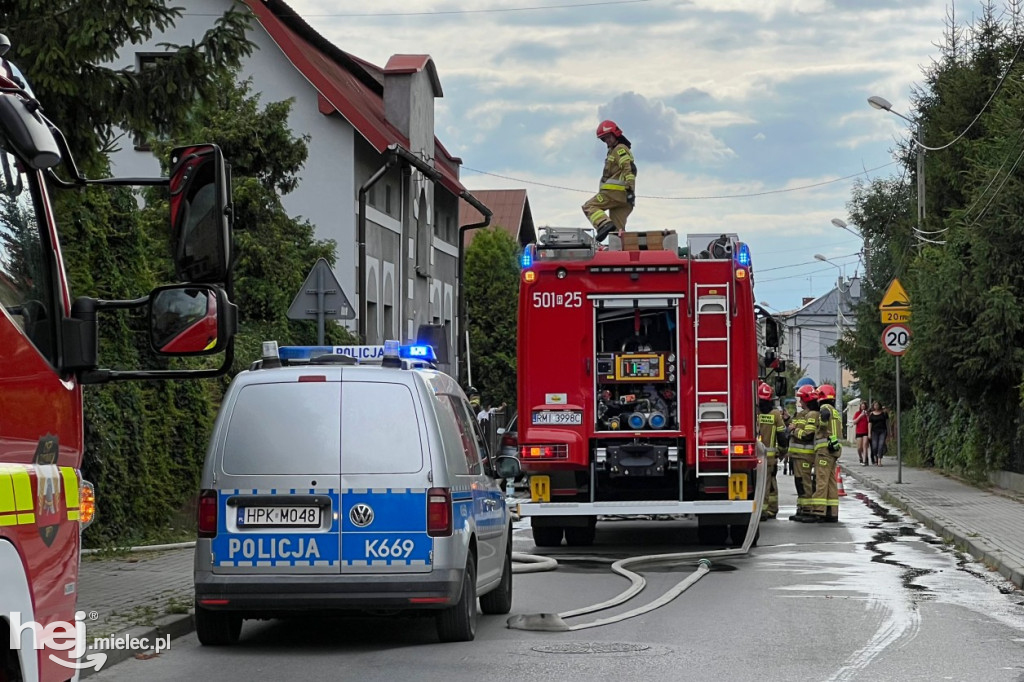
400, 344, 437, 362
521, 246, 534, 269
735, 242, 751, 267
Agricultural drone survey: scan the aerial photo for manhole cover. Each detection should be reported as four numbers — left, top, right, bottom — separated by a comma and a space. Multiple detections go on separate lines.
531, 642, 651, 655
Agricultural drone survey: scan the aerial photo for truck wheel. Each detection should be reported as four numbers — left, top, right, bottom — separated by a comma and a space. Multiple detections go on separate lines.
696, 524, 729, 547
195, 603, 242, 646
437, 559, 478, 642
479, 538, 513, 615
729, 525, 760, 547
564, 525, 596, 547
532, 526, 564, 547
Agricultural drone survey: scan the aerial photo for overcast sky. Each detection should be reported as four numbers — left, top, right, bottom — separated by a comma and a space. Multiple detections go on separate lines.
284, 0, 967, 311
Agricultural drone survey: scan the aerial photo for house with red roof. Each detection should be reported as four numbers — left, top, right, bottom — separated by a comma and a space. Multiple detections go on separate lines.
106, 0, 489, 373
459, 189, 537, 249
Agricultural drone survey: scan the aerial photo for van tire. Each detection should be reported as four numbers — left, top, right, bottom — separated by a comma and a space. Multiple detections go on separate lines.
195, 604, 242, 646
479, 538, 513, 615
437, 559, 477, 642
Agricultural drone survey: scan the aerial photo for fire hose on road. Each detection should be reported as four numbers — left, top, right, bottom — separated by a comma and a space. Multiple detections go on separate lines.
506, 454, 766, 632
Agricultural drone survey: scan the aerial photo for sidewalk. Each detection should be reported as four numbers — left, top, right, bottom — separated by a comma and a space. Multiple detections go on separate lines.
77, 547, 195, 677
844, 458, 1024, 589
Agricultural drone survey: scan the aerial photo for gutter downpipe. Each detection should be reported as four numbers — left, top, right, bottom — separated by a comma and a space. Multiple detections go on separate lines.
457, 192, 492, 385
358, 148, 399, 343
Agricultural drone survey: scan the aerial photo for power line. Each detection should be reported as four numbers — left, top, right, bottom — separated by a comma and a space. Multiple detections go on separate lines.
462, 161, 899, 200
189, 0, 655, 18
756, 252, 860, 273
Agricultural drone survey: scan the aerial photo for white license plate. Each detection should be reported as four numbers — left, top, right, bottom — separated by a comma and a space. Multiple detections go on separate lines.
532, 410, 582, 425
238, 506, 321, 527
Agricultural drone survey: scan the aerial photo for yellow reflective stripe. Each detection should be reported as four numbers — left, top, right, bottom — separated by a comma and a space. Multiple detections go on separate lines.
67, 511, 80, 521
60, 467, 79, 510
600, 182, 627, 190
0, 472, 14, 513
809, 498, 828, 505
825, 500, 840, 507
0, 513, 16, 526
17, 513, 35, 524
11, 470, 32, 512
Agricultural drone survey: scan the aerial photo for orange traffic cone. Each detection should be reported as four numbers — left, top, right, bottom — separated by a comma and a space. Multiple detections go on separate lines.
836, 465, 846, 497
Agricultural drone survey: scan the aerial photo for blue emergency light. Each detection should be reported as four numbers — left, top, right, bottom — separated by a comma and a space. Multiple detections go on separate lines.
400, 344, 437, 361
735, 243, 751, 267
521, 246, 534, 269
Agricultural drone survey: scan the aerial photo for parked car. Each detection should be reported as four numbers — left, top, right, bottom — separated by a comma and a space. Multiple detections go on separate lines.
193, 343, 513, 645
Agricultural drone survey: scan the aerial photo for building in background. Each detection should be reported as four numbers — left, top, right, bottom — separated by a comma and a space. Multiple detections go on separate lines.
105, 0, 487, 374
459, 189, 537, 249
783, 276, 861, 394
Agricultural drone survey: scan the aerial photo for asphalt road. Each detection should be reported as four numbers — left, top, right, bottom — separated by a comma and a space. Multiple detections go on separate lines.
91, 479, 1024, 682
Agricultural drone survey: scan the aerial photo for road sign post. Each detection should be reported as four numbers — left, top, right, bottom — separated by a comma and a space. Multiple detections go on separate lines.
881, 323, 910, 483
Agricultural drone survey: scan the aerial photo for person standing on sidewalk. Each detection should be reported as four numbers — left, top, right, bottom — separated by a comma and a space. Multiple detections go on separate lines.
583, 120, 637, 241
757, 382, 789, 520
806, 384, 842, 523
854, 402, 869, 465
868, 400, 888, 466
788, 384, 819, 522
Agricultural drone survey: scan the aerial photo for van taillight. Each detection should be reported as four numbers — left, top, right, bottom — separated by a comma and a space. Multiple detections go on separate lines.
198, 489, 218, 538
427, 488, 452, 537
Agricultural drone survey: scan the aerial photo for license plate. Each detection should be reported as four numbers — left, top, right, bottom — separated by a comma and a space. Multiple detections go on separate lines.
238, 506, 321, 527
532, 410, 582, 425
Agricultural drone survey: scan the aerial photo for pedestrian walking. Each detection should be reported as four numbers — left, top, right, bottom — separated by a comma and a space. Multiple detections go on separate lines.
806, 384, 842, 523
853, 402, 869, 465
788, 384, 819, 522
868, 400, 888, 466
582, 120, 636, 241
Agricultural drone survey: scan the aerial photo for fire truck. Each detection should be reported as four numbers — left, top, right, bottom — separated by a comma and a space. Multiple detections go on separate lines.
0, 36, 236, 681
514, 228, 763, 548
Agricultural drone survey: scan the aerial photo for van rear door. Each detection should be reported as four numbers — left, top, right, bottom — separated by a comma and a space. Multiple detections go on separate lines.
210, 374, 342, 575
338, 378, 433, 574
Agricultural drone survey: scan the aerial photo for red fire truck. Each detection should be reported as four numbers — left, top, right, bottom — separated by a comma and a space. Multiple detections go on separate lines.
0, 37, 236, 681
514, 229, 762, 548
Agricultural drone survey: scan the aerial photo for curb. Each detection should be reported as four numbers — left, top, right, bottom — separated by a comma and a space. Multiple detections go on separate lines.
846, 470, 1024, 590
80, 611, 195, 679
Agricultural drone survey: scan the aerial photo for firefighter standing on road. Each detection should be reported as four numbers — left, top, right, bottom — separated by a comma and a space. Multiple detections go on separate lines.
807, 384, 842, 523
757, 382, 789, 520
788, 384, 819, 522
583, 120, 636, 242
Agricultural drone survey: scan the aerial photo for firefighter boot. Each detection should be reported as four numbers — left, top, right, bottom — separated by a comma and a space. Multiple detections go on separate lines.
594, 220, 616, 242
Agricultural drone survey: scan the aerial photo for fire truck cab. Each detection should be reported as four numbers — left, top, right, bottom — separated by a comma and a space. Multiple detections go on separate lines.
511, 228, 762, 548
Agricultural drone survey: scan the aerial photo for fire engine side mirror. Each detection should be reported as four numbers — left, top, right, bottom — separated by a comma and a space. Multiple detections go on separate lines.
775, 376, 788, 398
493, 455, 523, 481
149, 284, 237, 356
0, 89, 61, 169
168, 144, 231, 284
764, 316, 780, 348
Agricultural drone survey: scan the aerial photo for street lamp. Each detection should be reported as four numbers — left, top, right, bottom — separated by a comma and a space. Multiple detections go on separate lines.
832, 217, 868, 281
868, 95, 929, 242
813, 254, 846, 419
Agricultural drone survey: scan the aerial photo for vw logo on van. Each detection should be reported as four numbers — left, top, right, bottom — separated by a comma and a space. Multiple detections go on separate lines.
349, 503, 374, 527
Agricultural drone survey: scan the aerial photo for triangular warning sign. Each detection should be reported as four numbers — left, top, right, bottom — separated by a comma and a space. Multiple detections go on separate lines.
287, 258, 355, 321
879, 278, 910, 310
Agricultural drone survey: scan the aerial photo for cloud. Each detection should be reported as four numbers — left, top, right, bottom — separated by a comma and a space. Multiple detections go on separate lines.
598, 92, 736, 164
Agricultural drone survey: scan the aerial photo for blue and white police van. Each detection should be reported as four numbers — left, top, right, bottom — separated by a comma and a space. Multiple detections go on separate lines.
193, 341, 512, 644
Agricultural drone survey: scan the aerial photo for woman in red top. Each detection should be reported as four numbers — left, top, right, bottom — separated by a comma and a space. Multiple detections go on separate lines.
853, 402, 869, 465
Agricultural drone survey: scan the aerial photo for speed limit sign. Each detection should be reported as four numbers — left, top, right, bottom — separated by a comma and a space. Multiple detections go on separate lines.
882, 324, 910, 356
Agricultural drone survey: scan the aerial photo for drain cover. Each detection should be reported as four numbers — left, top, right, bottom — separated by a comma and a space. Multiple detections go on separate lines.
531, 642, 651, 655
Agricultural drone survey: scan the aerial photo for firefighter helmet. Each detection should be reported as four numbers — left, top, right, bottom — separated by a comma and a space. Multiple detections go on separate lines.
757, 382, 774, 401
796, 384, 817, 402
817, 384, 836, 401
596, 120, 623, 139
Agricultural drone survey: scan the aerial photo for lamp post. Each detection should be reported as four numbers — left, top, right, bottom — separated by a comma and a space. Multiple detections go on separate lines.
814, 254, 846, 419
832, 217, 868, 282
868, 95, 925, 238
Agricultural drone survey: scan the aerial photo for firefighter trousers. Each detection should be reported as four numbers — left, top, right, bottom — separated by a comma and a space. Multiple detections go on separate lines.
789, 451, 815, 515
582, 189, 632, 231
762, 454, 778, 518
810, 450, 839, 518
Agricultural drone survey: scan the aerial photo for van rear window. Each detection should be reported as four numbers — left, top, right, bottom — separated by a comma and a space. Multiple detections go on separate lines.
341, 382, 423, 474
222, 382, 341, 475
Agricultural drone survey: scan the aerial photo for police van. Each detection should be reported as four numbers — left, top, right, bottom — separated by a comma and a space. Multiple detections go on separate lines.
193, 341, 512, 644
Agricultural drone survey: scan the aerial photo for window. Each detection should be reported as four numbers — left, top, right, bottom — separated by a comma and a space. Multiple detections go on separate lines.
385, 184, 393, 215
341, 382, 423, 474
443, 395, 485, 474
133, 54, 170, 151
0, 150, 55, 363
368, 184, 376, 208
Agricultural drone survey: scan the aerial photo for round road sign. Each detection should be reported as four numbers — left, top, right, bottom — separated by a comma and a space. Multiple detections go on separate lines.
881, 324, 910, 356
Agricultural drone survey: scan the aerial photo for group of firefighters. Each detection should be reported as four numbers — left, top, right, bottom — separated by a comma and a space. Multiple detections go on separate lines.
757, 381, 843, 523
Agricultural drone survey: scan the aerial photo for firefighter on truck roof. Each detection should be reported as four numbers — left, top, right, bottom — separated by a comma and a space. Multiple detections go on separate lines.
808, 384, 842, 523
756, 382, 788, 520
583, 119, 636, 242
789, 384, 819, 522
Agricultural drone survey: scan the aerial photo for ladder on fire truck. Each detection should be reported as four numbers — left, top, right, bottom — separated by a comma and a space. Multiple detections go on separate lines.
693, 280, 733, 479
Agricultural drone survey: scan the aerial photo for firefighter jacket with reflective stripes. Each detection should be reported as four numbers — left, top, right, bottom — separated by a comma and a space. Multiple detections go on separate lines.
815, 403, 842, 452
600, 142, 636, 193
789, 409, 819, 456
757, 410, 788, 455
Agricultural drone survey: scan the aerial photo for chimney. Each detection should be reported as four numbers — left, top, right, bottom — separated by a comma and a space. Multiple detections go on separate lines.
383, 55, 443, 163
